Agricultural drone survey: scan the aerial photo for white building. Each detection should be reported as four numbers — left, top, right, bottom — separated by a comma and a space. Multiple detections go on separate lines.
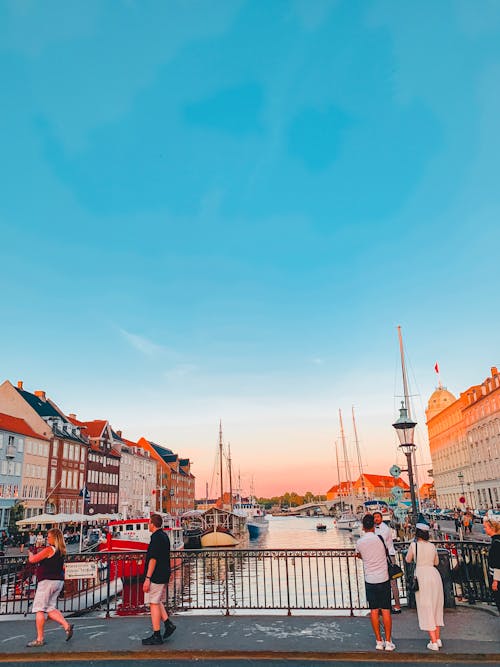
119, 435, 157, 518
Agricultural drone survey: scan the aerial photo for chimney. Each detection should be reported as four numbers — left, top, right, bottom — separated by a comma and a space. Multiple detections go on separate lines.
69, 413, 77, 420
34, 390, 46, 401
116, 430, 122, 437
491, 366, 498, 377
17, 380, 23, 390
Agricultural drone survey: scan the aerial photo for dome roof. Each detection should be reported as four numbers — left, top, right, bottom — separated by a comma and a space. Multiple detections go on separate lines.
426, 386, 456, 420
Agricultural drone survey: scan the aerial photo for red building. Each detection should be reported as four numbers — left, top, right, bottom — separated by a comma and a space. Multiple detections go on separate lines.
68, 416, 121, 514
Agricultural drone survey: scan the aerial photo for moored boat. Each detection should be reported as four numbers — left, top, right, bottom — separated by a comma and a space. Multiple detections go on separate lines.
198, 508, 245, 548
316, 523, 327, 531
98, 514, 184, 576
234, 496, 269, 540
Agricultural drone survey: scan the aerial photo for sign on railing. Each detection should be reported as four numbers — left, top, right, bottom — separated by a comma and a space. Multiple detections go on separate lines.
65, 562, 98, 580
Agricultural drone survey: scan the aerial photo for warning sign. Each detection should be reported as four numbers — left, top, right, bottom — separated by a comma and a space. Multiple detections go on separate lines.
65, 562, 98, 580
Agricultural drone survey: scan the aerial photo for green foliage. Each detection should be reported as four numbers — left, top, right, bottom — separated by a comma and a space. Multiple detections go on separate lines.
8, 502, 24, 535
257, 491, 325, 508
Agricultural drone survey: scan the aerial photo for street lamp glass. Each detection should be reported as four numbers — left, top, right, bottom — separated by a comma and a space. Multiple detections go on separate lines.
392, 403, 417, 448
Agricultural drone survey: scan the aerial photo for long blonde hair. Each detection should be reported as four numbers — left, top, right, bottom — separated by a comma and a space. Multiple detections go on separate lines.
484, 518, 500, 534
48, 528, 67, 556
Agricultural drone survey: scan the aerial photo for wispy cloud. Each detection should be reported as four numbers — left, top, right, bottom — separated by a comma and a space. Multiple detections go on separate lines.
164, 364, 198, 380
312, 357, 325, 365
119, 328, 167, 357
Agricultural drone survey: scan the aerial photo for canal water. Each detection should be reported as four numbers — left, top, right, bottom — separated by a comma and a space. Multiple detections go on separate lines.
246, 515, 355, 549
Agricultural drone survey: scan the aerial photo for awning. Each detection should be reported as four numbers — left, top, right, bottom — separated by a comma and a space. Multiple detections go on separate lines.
16, 512, 121, 526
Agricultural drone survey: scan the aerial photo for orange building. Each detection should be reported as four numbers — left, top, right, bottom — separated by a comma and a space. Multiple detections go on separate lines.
326, 481, 355, 503
327, 474, 409, 504
353, 474, 409, 502
419, 482, 435, 501
426, 366, 500, 510
136, 437, 195, 515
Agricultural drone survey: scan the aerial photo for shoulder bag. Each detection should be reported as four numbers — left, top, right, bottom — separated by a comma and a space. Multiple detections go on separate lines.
377, 534, 403, 580
407, 541, 419, 592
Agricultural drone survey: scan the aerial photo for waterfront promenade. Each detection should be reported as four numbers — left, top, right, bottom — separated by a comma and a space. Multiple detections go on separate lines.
0, 606, 498, 662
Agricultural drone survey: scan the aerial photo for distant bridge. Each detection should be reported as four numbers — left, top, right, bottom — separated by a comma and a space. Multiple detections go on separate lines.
284, 501, 337, 516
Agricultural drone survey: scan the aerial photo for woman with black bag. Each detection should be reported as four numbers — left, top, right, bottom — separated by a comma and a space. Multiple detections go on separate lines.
405, 521, 444, 651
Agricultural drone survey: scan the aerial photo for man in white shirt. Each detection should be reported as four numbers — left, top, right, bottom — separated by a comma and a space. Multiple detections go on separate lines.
374, 511, 401, 613
356, 514, 396, 651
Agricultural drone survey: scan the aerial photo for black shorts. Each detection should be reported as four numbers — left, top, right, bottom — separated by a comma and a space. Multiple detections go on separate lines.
365, 580, 391, 610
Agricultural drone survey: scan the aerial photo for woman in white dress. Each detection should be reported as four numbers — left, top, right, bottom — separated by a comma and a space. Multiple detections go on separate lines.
405, 522, 444, 651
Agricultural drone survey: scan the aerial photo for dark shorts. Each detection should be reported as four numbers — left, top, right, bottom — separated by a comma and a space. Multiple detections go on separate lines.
365, 580, 391, 610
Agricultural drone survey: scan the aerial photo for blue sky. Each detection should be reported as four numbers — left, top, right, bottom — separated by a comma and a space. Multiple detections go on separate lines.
1, 1, 499, 496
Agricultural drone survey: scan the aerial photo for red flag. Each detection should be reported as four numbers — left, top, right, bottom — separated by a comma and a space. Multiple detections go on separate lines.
434, 362, 439, 374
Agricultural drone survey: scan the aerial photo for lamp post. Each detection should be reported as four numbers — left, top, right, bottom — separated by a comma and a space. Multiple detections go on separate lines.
392, 402, 418, 522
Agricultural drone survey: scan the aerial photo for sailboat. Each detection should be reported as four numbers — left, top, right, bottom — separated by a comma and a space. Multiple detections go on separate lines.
336, 409, 358, 530
200, 424, 246, 548
350, 407, 365, 538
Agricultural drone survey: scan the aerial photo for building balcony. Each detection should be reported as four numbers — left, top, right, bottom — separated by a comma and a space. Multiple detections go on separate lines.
6, 446, 16, 458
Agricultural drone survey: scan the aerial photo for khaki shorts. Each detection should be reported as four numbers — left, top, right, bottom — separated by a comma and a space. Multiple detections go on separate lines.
32, 579, 64, 613
144, 582, 167, 605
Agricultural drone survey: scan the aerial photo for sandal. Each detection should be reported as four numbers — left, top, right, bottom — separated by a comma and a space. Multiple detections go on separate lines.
26, 639, 46, 647
65, 624, 74, 641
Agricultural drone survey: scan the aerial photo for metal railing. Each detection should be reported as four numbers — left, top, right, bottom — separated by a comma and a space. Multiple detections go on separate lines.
0, 541, 494, 616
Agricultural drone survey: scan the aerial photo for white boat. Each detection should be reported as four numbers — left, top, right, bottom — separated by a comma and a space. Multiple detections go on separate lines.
336, 513, 358, 531
363, 500, 391, 523
350, 520, 362, 537
234, 496, 269, 539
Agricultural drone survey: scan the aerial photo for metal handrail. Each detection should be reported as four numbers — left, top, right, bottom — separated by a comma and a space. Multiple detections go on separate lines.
0, 542, 494, 616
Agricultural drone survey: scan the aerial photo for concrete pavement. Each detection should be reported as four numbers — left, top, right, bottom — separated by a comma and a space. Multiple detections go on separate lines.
0, 605, 498, 662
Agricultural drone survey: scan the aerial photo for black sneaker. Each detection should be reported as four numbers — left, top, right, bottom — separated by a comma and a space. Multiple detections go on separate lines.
142, 633, 163, 645
163, 619, 176, 639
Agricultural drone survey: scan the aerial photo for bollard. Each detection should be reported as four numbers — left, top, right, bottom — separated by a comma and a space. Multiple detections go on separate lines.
436, 548, 455, 608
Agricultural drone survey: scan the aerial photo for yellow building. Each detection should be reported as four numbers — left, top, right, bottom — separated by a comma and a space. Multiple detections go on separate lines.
426, 367, 500, 510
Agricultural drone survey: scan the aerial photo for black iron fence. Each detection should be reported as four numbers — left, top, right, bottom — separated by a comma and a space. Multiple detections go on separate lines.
0, 541, 494, 617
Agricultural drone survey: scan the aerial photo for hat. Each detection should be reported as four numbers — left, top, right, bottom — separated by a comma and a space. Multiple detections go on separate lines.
415, 522, 430, 531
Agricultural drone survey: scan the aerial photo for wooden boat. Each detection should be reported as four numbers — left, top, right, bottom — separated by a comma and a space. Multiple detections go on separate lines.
198, 508, 244, 547
200, 526, 239, 548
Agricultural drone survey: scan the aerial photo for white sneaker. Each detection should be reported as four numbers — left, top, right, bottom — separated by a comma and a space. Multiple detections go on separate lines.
385, 640, 396, 651
436, 639, 442, 648
427, 641, 439, 651
376, 640, 385, 650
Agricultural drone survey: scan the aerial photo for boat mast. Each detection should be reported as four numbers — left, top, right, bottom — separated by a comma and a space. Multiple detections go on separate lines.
397, 326, 421, 510
352, 406, 367, 502
335, 440, 343, 512
339, 409, 354, 512
219, 420, 224, 508
228, 441, 234, 511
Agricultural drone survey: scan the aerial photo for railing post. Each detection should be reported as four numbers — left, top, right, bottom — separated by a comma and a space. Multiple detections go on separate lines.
284, 552, 291, 616
105, 552, 111, 618
224, 550, 230, 616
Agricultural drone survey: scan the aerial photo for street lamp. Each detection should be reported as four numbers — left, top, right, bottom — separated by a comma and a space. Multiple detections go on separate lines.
392, 402, 418, 522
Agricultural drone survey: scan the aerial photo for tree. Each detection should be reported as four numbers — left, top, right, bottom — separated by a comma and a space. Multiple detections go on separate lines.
8, 502, 24, 536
